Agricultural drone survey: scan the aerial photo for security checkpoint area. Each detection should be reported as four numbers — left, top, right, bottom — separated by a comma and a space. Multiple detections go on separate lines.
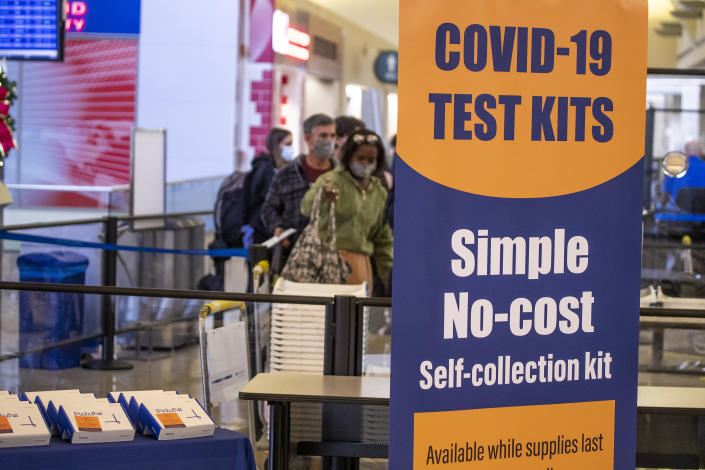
5, 0, 705, 469
0, 206, 704, 469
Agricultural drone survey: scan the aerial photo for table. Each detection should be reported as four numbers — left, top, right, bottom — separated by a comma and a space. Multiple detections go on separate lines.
240, 373, 704, 412
239, 372, 389, 405
638, 386, 705, 415
240, 373, 388, 470
240, 373, 705, 470
0, 427, 256, 470
640, 291, 705, 369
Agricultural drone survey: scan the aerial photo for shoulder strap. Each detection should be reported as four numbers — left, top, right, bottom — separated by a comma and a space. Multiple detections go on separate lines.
328, 198, 338, 250
309, 185, 323, 231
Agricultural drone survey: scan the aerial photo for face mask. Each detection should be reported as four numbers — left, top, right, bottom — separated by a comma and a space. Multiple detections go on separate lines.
350, 161, 377, 179
281, 145, 295, 161
312, 140, 334, 159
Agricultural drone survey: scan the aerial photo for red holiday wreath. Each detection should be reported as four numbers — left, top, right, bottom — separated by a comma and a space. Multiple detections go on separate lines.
0, 69, 17, 158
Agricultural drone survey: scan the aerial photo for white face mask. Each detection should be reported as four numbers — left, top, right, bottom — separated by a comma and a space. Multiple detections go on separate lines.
350, 160, 377, 179
281, 145, 295, 161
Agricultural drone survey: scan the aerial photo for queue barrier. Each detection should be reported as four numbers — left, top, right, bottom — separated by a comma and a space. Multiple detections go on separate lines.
0, 211, 247, 371
0, 230, 249, 258
0, 280, 339, 371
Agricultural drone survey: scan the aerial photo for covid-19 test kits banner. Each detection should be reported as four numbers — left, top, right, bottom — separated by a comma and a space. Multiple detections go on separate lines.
390, 1, 646, 469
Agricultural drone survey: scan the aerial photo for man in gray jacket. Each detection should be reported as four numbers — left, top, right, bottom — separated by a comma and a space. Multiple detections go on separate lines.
261, 113, 336, 254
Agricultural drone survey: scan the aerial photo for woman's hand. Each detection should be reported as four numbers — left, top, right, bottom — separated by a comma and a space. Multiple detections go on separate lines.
323, 181, 339, 202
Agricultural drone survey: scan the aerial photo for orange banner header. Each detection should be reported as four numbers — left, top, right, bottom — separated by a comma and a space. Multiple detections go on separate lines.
398, 0, 647, 198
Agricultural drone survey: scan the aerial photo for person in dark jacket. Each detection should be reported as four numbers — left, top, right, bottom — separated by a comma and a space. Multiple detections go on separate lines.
244, 127, 292, 244
261, 114, 336, 269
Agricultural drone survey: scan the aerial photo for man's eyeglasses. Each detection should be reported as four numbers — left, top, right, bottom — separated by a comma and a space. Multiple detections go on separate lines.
351, 134, 380, 144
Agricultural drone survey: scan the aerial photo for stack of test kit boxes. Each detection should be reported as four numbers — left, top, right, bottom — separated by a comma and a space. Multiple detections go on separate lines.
0, 389, 214, 447
109, 390, 215, 440
0, 391, 51, 447
22, 389, 134, 444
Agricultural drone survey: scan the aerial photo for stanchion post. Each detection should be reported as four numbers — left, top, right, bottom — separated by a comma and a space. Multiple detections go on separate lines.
214, 257, 225, 281
83, 216, 133, 370
248, 244, 269, 266
322, 296, 362, 470
248, 243, 270, 292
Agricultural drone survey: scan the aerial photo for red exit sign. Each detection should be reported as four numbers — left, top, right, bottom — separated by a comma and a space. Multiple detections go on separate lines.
65, 1, 87, 32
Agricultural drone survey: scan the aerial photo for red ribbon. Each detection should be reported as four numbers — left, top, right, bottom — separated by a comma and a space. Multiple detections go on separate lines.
0, 120, 15, 153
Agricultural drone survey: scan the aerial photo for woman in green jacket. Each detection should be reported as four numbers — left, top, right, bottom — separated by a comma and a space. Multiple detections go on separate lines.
301, 129, 393, 290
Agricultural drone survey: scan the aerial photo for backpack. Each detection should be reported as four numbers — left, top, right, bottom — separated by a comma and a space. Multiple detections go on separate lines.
213, 171, 248, 247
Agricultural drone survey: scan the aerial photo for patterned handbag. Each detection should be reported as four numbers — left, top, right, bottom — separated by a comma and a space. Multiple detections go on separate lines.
281, 186, 352, 284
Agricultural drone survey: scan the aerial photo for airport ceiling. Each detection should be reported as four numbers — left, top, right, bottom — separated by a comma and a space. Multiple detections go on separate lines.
308, 0, 399, 46
307, 0, 675, 49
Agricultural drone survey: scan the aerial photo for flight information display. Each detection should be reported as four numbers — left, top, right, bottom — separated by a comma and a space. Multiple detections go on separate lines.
0, 0, 64, 61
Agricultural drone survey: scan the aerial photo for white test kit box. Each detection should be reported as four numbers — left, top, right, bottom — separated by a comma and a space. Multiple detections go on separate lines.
122, 391, 178, 430
137, 396, 214, 440
21, 389, 80, 403
28, 390, 82, 434
128, 394, 191, 436
0, 401, 50, 448
56, 400, 134, 444
108, 390, 162, 403
47, 397, 109, 437
32, 391, 91, 435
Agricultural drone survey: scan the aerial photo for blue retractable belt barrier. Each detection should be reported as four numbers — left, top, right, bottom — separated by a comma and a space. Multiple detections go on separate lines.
0, 231, 249, 257
653, 212, 705, 222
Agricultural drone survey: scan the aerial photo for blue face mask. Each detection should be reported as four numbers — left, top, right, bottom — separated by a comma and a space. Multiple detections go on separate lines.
350, 160, 377, 179
281, 145, 295, 161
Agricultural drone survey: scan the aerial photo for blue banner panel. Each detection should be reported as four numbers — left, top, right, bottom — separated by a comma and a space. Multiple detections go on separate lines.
390, 1, 647, 469
66, 0, 140, 35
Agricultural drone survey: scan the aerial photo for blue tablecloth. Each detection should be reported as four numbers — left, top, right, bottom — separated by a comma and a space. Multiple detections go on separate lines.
0, 427, 256, 470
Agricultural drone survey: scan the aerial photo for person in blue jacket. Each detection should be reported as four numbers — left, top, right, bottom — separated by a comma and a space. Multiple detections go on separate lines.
663, 141, 705, 213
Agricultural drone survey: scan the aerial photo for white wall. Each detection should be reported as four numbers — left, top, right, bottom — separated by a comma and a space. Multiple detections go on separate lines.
648, 0, 678, 68
280, 0, 398, 137
137, 0, 239, 182
304, 76, 340, 118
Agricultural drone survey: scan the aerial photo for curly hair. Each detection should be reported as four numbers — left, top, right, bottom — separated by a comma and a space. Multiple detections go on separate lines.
340, 129, 387, 174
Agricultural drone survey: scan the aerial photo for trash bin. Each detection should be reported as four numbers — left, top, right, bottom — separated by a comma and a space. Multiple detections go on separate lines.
17, 251, 89, 369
